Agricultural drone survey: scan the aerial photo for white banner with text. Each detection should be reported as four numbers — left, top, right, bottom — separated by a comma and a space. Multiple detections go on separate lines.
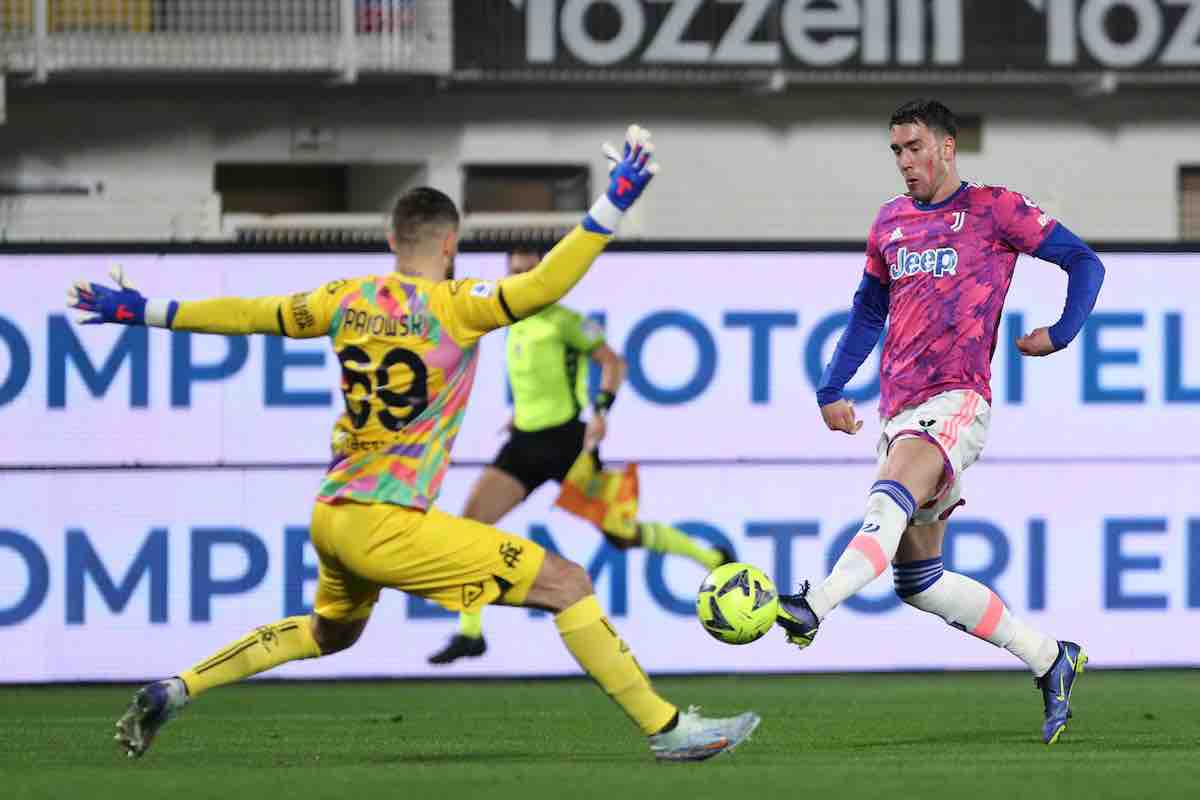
1, 250, 1198, 466
1, 462, 1196, 682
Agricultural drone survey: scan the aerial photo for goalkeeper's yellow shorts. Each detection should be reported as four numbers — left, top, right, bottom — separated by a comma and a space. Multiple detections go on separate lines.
308, 500, 547, 622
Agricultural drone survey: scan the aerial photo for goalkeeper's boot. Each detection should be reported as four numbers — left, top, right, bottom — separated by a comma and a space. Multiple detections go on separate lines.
428, 634, 487, 665
776, 580, 820, 649
714, 545, 736, 566
115, 677, 188, 759
648, 706, 761, 762
1035, 640, 1087, 745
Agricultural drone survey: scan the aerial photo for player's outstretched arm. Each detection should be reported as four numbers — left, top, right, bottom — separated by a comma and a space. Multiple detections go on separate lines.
68, 266, 335, 338
500, 124, 658, 320
1015, 223, 1105, 357
816, 271, 889, 434
434, 125, 659, 344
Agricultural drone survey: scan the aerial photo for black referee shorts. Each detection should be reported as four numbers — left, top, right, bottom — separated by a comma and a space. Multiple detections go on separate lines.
491, 417, 600, 495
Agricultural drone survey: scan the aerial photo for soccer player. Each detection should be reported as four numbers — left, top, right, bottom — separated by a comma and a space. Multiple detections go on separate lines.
69, 126, 759, 762
428, 247, 731, 665
775, 100, 1105, 745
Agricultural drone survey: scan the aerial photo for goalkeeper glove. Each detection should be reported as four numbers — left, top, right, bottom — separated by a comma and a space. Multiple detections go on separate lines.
67, 265, 177, 328
583, 123, 659, 235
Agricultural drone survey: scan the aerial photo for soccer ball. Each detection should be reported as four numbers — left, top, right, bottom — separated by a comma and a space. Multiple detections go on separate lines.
696, 562, 779, 645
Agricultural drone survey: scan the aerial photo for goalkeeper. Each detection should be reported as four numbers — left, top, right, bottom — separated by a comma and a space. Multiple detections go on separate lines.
71, 125, 759, 763
429, 247, 731, 665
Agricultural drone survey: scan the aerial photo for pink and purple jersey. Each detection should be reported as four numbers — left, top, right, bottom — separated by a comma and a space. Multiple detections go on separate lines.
865, 183, 1056, 418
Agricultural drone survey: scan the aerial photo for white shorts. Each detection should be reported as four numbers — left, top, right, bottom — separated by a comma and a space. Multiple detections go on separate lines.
876, 389, 990, 527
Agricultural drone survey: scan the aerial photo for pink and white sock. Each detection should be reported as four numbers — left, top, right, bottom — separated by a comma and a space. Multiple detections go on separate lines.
805, 480, 916, 620
894, 557, 1059, 675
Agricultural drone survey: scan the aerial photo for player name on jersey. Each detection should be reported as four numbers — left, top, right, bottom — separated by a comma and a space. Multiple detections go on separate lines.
338, 308, 427, 338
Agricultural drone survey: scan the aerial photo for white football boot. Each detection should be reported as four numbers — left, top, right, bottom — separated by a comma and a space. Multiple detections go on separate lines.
648, 706, 761, 762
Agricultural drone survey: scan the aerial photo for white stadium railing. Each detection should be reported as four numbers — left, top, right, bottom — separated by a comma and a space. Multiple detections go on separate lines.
0, 0, 448, 80
0, 203, 594, 244
223, 211, 587, 246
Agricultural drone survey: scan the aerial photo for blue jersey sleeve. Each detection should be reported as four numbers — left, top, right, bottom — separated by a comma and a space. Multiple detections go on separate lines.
817, 272, 888, 406
1032, 223, 1105, 350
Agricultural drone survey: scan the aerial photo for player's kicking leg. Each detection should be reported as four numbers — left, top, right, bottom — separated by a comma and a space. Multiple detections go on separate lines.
773, 431, 1085, 744
892, 519, 1086, 744
429, 466, 528, 665
115, 612, 367, 758
774, 436, 946, 649
386, 503, 758, 760
519, 550, 759, 761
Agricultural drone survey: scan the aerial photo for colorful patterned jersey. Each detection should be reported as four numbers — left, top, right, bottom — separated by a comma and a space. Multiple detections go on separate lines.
864, 182, 1057, 418
506, 304, 605, 432
276, 275, 512, 509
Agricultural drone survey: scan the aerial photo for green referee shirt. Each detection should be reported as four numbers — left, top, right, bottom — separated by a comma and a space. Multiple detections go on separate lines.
506, 304, 605, 432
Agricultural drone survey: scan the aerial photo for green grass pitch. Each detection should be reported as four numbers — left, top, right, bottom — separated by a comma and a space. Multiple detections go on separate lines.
4, 672, 1199, 800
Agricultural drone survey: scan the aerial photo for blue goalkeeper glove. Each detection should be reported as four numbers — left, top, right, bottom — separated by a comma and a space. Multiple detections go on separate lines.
67, 265, 176, 327
583, 124, 659, 235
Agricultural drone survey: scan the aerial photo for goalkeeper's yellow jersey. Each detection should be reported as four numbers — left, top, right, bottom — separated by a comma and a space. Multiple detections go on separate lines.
287, 273, 501, 508
167, 226, 610, 510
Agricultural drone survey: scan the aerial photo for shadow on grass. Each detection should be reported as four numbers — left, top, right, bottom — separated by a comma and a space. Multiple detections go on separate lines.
838, 730, 1031, 749
839, 731, 1200, 752
352, 750, 638, 766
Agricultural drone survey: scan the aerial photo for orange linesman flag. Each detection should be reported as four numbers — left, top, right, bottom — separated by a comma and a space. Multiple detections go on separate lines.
553, 450, 640, 539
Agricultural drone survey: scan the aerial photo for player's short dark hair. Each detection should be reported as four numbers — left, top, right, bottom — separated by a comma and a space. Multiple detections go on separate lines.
390, 187, 460, 246
890, 99, 958, 140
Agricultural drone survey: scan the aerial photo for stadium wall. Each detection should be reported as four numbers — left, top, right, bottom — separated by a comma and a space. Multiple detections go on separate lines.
1, 247, 1198, 681
3, 85, 1200, 241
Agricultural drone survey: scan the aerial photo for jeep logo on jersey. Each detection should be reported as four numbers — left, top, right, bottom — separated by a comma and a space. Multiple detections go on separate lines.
890, 246, 959, 281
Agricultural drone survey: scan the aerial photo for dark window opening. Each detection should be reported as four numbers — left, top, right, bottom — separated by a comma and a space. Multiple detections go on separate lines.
463, 164, 590, 214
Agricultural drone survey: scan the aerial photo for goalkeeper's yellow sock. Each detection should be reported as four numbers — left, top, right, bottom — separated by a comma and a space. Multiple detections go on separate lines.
458, 610, 483, 639
555, 595, 677, 735
639, 521, 725, 570
180, 616, 321, 698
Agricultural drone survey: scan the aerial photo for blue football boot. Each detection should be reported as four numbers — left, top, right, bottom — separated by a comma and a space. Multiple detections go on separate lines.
1034, 641, 1087, 745
776, 581, 820, 649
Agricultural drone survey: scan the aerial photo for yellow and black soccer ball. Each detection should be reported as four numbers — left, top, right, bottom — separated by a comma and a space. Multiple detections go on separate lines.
696, 562, 779, 645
